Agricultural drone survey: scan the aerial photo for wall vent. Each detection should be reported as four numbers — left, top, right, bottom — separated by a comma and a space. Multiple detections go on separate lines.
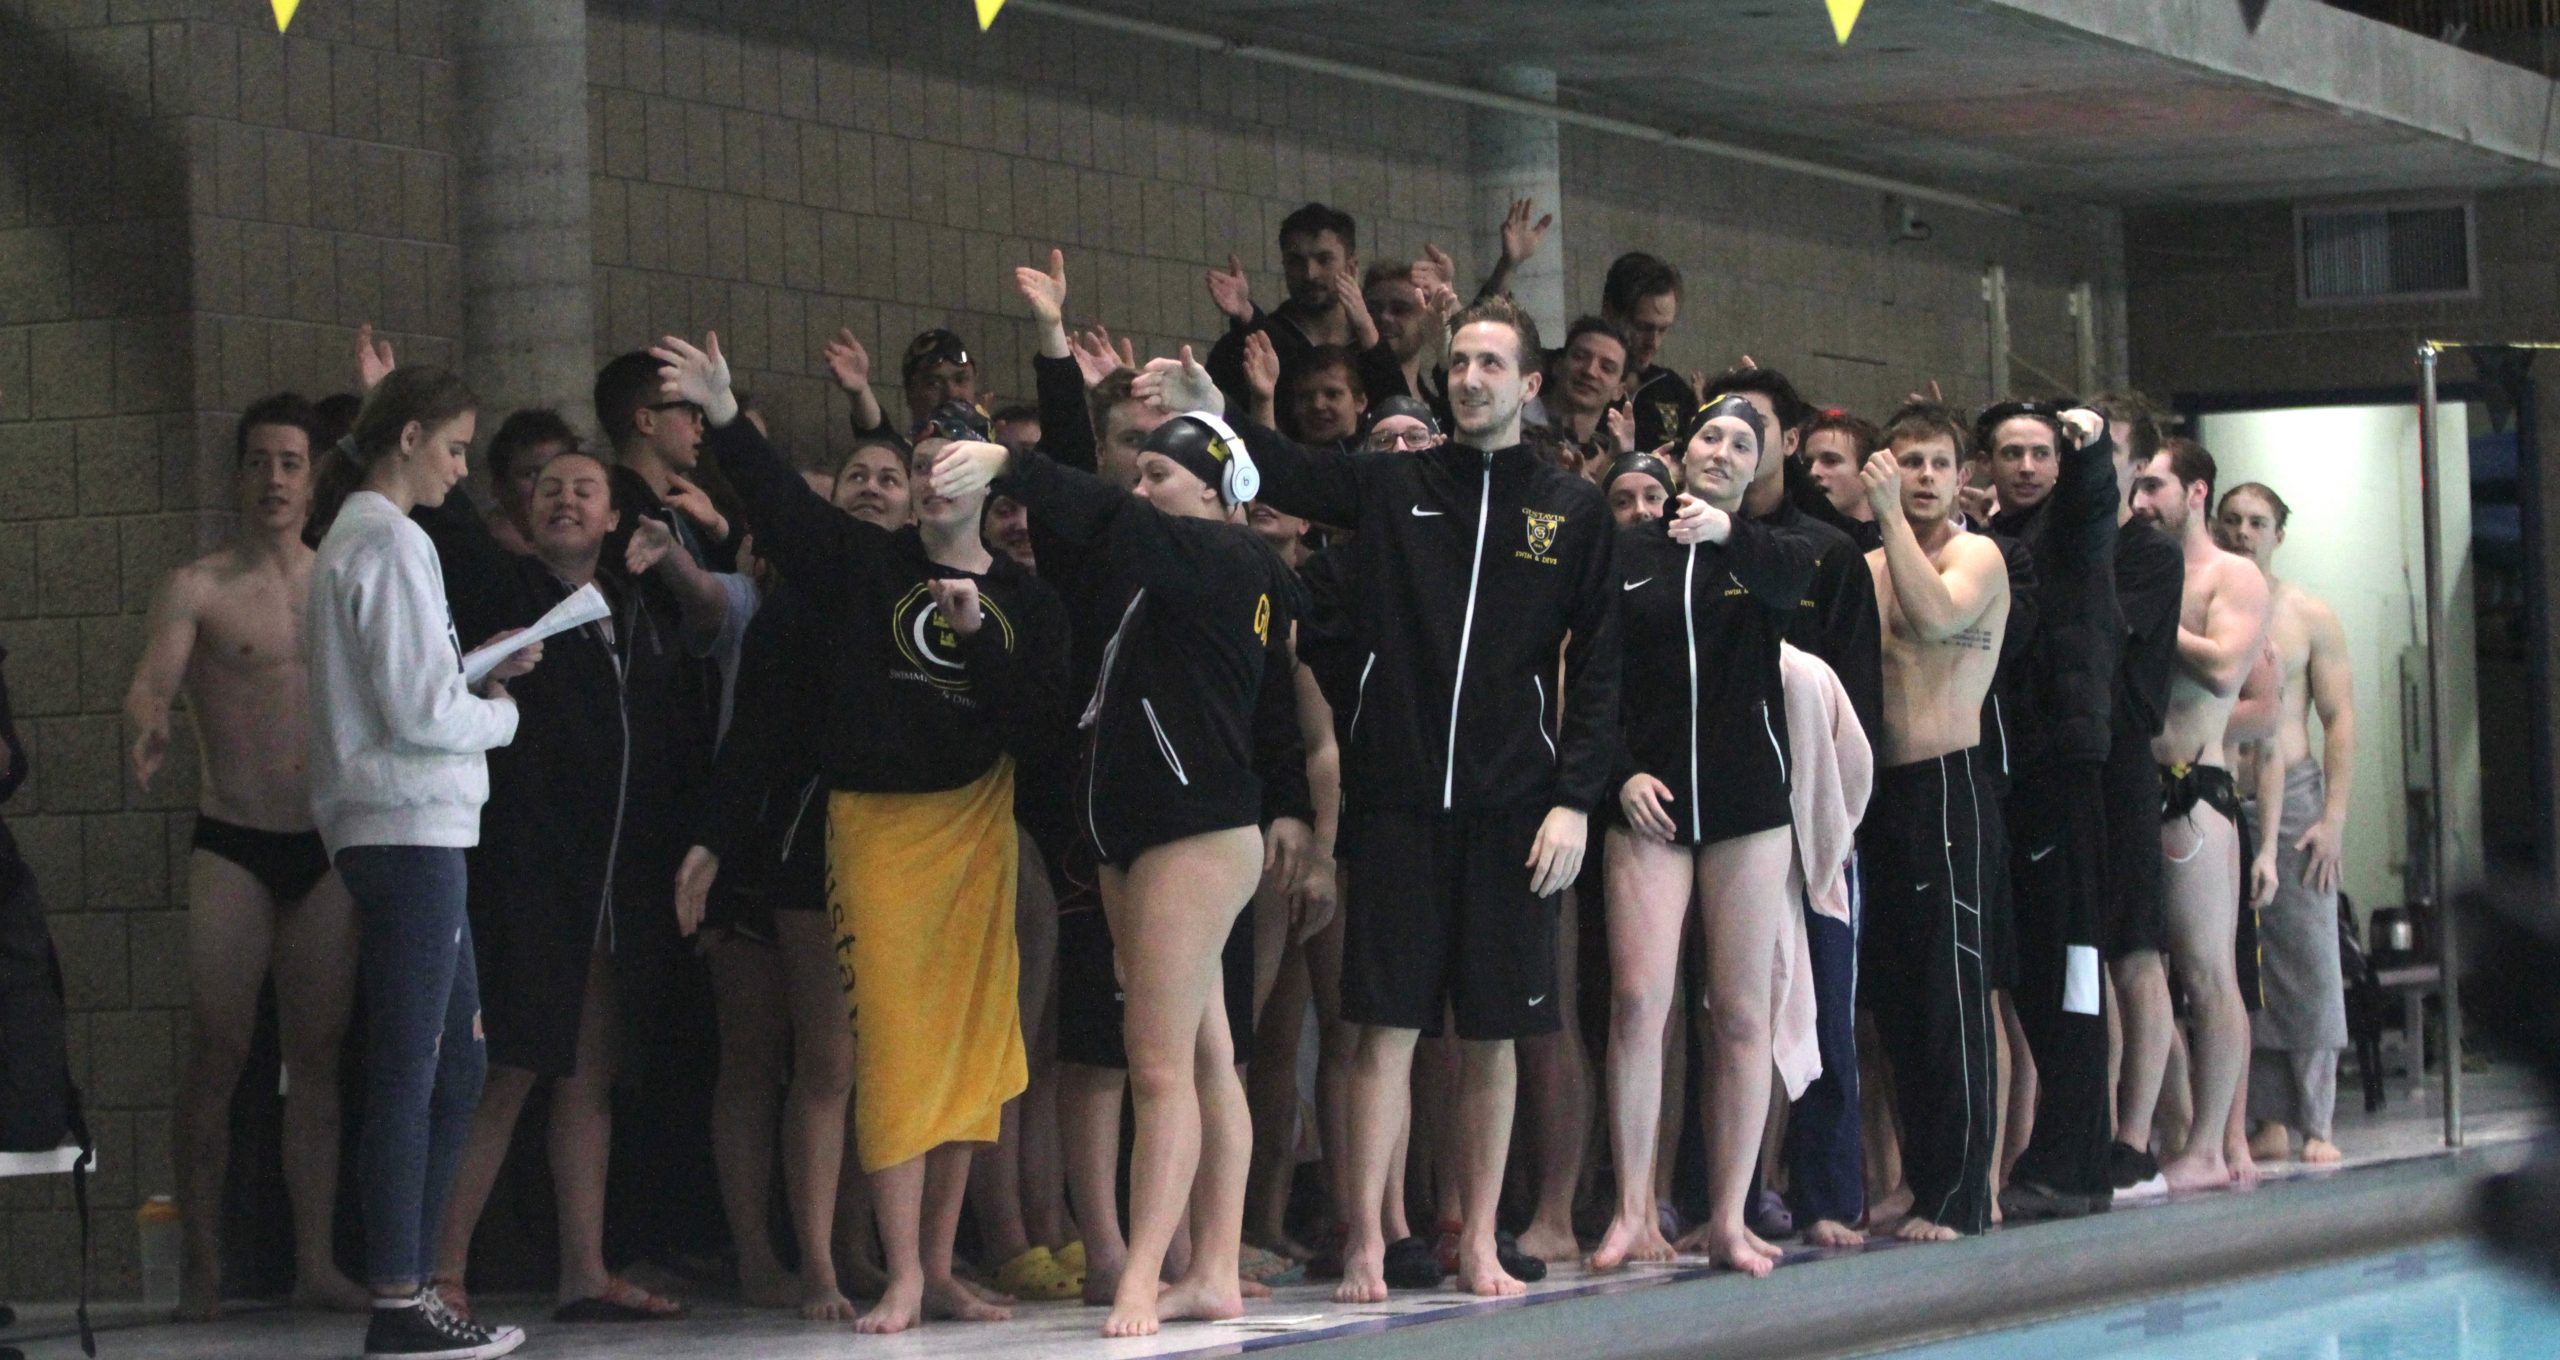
2296, 202, 2476, 303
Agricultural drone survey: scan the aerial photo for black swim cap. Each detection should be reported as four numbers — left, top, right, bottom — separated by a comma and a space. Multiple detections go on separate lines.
1368, 395, 1441, 437
1604, 452, 1678, 506
1142, 411, 1260, 506
918, 399, 989, 444
1684, 394, 1767, 449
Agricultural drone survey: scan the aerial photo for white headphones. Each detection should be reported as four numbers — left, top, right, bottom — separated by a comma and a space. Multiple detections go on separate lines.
1187, 409, 1260, 505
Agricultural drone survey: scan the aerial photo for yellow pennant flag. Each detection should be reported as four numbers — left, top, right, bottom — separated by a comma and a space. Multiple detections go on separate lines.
976, 0, 1007, 30
1827, 0, 1864, 43
272, 0, 301, 31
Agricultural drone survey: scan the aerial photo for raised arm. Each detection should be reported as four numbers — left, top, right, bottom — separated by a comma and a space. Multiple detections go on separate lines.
123, 565, 203, 792
1721, 515, 1822, 614
1138, 350, 1367, 528
623, 516, 734, 653
2177, 559, 2272, 697
2051, 411, 2122, 566
658, 332, 883, 599
824, 328, 892, 440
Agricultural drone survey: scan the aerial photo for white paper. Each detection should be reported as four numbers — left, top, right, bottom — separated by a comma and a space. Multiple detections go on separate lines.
2064, 943, 2102, 1016
460, 583, 609, 684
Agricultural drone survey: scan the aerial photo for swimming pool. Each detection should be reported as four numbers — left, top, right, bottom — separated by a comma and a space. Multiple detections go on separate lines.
1878, 1240, 2560, 1359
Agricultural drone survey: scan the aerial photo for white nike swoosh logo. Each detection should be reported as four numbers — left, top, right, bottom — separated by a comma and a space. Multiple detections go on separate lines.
1526, 995, 1547, 1006
1624, 577, 1653, 591
2029, 845, 2057, 862
1411, 507, 1444, 517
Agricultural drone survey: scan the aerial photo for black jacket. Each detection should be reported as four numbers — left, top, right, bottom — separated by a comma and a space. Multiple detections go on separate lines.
2112, 519, 2185, 745
1754, 490, 1885, 749
1975, 523, 2040, 784
695, 583, 828, 918
1207, 306, 1409, 441
1628, 365, 1695, 454
1990, 427, 2123, 768
1613, 516, 1818, 841
997, 450, 1309, 862
1237, 418, 1622, 814
706, 418, 1073, 795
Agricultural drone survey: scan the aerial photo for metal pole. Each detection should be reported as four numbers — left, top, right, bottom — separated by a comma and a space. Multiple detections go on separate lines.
1985, 266, 2011, 401
2417, 343, 2465, 1147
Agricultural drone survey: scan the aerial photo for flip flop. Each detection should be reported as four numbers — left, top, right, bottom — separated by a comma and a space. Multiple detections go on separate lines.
1238, 1245, 1304, 1287
554, 1277, 689, 1323
1494, 1231, 1548, 1285
1381, 1236, 1445, 1290
992, 1245, 1082, 1301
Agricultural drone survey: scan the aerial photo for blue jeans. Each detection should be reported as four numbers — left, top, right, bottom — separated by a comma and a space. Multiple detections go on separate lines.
338, 845, 485, 1289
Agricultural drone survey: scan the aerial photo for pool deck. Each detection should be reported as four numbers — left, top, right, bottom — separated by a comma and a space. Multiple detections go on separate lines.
3, 1062, 2544, 1360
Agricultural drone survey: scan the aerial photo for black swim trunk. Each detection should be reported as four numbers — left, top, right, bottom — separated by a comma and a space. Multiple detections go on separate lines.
1053, 837, 1255, 1070
2098, 735, 2166, 959
2160, 763, 2262, 1012
699, 777, 828, 948
192, 815, 331, 904
1339, 804, 1561, 1042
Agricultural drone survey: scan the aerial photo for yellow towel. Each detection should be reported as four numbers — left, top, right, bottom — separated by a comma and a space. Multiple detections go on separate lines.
827, 759, 1026, 1173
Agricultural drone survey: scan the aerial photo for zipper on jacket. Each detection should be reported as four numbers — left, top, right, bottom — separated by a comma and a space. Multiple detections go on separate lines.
1760, 699, 1788, 784
1991, 694, 2010, 775
1683, 543, 1702, 844
1082, 592, 1147, 859
1141, 699, 1190, 785
1532, 674, 1557, 763
1347, 652, 1377, 745
595, 608, 633, 956
1443, 457, 1494, 809
777, 774, 824, 865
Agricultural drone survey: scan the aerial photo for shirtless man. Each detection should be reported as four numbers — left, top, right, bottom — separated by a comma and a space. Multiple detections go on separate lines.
125, 394, 368, 1318
2215, 483, 2354, 1166
2127, 438, 2274, 1193
1860, 401, 2013, 1241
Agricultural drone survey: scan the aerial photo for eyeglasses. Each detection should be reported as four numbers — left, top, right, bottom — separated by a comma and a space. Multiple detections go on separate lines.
1361, 429, 1444, 453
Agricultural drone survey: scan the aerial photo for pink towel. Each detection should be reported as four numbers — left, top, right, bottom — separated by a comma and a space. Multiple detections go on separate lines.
1770, 644, 1875, 1099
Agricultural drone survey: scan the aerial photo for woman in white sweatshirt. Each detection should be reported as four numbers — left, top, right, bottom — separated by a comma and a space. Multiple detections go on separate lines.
306, 365, 539, 1360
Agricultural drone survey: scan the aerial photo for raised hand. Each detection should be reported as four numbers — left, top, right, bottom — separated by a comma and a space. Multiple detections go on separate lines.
625, 515, 681, 576
1500, 197, 1553, 266
1906, 378, 1946, 405
660, 473, 728, 539
650, 332, 739, 426
674, 846, 720, 938
823, 328, 873, 394
355, 323, 396, 393
1132, 345, 1223, 416
1241, 330, 1280, 407
1206, 254, 1254, 322
1604, 400, 1635, 456
929, 439, 1010, 500
926, 577, 983, 637
1413, 243, 1457, 294
1014, 248, 1068, 326
1332, 269, 1378, 349
1667, 492, 1732, 546
1070, 325, 1132, 388
1860, 449, 1905, 520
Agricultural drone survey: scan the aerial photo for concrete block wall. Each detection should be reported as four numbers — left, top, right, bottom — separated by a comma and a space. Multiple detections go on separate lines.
0, 0, 2122, 1303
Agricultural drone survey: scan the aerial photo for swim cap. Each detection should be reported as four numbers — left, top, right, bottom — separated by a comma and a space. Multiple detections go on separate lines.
1142, 411, 1260, 506
1604, 451, 1678, 505
1684, 394, 1767, 449
1368, 395, 1442, 437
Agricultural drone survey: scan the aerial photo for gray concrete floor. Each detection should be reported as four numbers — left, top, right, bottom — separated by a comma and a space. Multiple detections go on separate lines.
3, 1059, 2541, 1360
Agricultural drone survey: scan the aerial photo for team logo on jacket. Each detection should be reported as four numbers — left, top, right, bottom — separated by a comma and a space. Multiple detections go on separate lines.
1518, 508, 1565, 564
891, 582, 1016, 691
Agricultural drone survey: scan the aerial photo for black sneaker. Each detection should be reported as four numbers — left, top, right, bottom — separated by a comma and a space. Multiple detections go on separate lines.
2105, 1141, 2160, 1191
1998, 1180, 2095, 1223
364, 1291, 526, 1360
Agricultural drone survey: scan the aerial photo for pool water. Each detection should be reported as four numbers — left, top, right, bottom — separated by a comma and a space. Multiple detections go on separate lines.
1879, 1241, 2560, 1359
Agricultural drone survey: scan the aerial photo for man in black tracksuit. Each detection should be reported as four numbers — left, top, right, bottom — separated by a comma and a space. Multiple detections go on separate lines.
1981, 402, 2124, 1218
1166, 297, 1620, 1301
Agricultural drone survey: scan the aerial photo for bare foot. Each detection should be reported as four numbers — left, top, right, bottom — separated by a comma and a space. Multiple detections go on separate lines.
1701, 1224, 1780, 1277
926, 1275, 1012, 1323
1514, 1220, 1581, 1264
1245, 1228, 1314, 1262
1868, 1184, 1914, 1232
855, 1274, 923, 1335
1893, 1216, 1960, 1244
1805, 1219, 1865, 1249
2160, 1149, 2232, 1195
290, 1269, 372, 1313
2249, 1122, 2293, 1163
1158, 1274, 1245, 1324
2224, 1138, 2262, 1191
1103, 1277, 1163, 1337
1585, 1212, 1676, 1271
1333, 1241, 1387, 1304
1745, 1228, 1783, 1260
799, 1277, 860, 1321
953, 1276, 1016, 1308
2302, 1138, 2343, 1165
1455, 1239, 1526, 1298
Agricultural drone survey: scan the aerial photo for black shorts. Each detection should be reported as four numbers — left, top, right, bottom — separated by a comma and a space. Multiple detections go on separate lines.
1339, 805, 1560, 1042
192, 815, 331, 904
2098, 736, 2167, 959
1053, 843, 1256, 1070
